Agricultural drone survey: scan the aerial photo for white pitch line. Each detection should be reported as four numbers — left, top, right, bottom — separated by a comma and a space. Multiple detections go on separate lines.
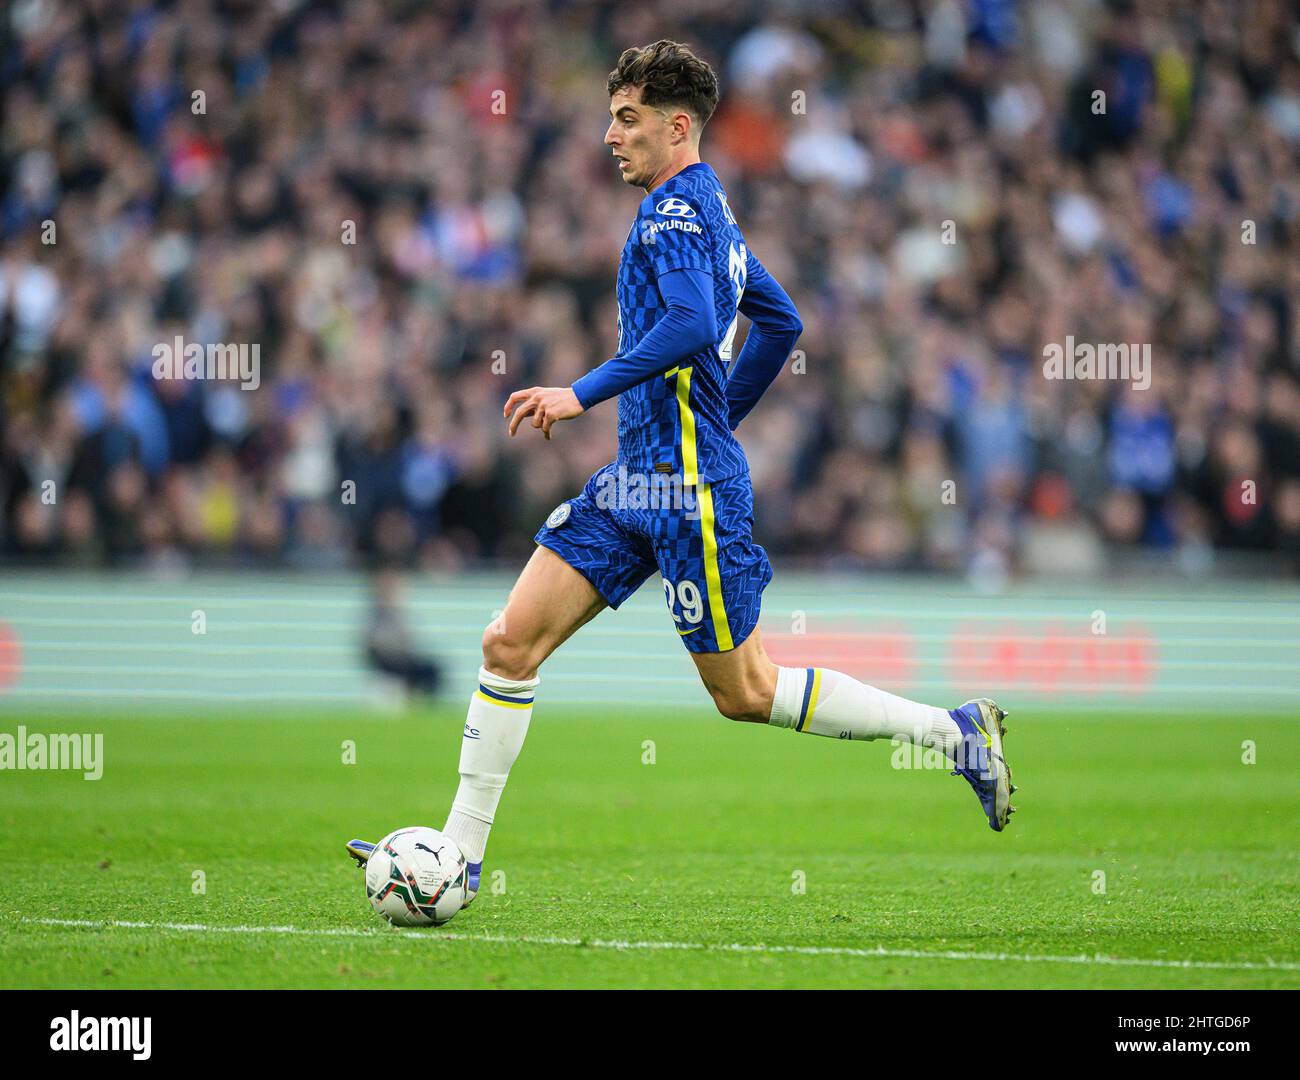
20, 918, 1299, 973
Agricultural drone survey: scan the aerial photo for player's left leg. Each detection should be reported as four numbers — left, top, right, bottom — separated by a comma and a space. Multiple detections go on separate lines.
348, 461, 661, 896
442, 543, 610, 885
348, 544, 607, 883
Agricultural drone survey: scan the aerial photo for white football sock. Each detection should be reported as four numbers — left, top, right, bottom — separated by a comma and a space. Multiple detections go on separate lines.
443, 666, 538, 864
767, 666, 961, 754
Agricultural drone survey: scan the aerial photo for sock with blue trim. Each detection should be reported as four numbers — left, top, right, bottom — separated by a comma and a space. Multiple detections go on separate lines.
767, 666, 960, 753
444, 666, 538, 864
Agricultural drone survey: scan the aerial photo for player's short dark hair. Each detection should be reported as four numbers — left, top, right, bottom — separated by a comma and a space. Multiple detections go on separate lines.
607, 40, 719, 131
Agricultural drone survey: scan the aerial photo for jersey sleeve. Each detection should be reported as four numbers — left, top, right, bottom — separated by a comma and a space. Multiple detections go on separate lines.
644, 194, 712, 279
737, 250, 800, 332
571, 267, 716, 411
727, 250, 803, 428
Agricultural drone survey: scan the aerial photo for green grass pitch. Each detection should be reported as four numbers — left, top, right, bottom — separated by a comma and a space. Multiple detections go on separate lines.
0, 707, 1296, 989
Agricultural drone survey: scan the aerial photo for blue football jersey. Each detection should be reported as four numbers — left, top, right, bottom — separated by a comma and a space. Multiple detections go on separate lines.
613, 162, 751, 484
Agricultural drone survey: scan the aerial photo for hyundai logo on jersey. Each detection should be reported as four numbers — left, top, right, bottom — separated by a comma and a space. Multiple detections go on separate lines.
655, 197, 696, 217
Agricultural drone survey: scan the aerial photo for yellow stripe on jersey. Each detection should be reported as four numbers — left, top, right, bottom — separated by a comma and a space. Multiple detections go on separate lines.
663, 365, 698, 487
665, 364, 730, 650
697, 481, 733, 652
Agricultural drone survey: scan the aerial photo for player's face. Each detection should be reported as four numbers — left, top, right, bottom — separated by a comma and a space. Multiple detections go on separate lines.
605, 87, 672, 191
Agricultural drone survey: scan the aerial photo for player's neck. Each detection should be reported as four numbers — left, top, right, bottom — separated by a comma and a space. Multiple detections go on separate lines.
643, 151, 702, 193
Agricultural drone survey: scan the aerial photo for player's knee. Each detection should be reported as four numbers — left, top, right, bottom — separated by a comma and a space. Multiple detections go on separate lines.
710, 685, 770, 724
480, 622, 540, 681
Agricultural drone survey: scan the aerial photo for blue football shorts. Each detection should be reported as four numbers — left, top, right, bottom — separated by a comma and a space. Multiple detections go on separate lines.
533, 462, 773, 653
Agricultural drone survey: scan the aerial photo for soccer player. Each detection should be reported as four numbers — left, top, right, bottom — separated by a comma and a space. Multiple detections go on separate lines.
349, 40, 1014, 901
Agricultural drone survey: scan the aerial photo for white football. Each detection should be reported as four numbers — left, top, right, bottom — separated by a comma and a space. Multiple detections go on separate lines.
364, 827, 468, 926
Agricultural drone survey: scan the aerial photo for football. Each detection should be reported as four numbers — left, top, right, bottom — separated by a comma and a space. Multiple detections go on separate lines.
364, 827, 468, 927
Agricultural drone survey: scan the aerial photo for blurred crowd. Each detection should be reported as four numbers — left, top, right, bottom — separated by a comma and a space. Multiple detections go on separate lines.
1, 0, 1297, 577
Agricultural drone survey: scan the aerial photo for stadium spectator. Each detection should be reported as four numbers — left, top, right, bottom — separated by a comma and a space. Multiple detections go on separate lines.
0, 0, 1295, 575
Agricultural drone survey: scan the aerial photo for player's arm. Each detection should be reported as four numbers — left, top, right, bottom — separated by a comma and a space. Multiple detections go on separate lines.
506, 189, 719, 439
570, 189, 720, 413
572, 267, 715, 409
726, 252, 803, 429
504, 268, 715, 438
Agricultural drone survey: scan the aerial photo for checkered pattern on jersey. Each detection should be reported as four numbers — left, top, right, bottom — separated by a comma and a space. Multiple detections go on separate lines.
534, 463, 772, 653
612, 162, 752, 485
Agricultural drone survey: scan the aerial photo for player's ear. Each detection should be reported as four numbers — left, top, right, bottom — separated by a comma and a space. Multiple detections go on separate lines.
671, 109, 692, 143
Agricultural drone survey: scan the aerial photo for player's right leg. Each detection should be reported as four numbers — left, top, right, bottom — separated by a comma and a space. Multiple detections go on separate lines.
442, 545, 607, 900
668, 471, 1017, 831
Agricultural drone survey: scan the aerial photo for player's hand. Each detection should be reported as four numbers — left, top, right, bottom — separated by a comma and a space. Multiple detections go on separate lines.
503, 386, 585, 440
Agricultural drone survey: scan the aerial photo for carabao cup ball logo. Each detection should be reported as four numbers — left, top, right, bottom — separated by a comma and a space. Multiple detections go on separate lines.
546, 503, 571, 528
655, 197, 696, 218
